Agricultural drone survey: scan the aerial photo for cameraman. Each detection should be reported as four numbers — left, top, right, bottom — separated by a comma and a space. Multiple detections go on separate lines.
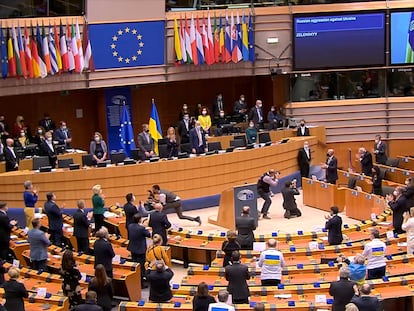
281, 179, 302, 219
257, 169, 280, 220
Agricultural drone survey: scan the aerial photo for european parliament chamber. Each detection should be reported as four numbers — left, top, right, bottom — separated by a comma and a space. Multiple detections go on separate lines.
1, 0, 414, 311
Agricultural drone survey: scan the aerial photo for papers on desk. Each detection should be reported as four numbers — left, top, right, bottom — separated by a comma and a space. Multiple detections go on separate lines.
386, 231, 394, 239
321, 237, 328, 241
104, 211, 118, 218
34, 213, 44, 218
315, 295, 327, 304
309, 241, 318, 250
12, 259, 20, 268
253, 242, 266, 252
274, 294, 292, 299
397, 242, 407, 247
378, 222, 391, 226
112, 255, 121, 264
10, 235, 18, 240
37, 287, 47, 298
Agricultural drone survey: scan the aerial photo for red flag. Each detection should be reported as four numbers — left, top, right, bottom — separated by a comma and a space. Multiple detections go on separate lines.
59, 20, 69, 71
24, 26, 34, 78
82, 21, 94, 71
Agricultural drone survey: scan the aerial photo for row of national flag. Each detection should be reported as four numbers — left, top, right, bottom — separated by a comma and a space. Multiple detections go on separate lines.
174, 12, 255, 66
0, 20, 93, 79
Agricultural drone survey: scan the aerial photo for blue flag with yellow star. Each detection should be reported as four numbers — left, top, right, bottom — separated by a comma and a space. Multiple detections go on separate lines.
89, 21, 165, 69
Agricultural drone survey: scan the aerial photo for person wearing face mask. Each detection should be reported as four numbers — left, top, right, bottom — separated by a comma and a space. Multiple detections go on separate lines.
358, 147, 373, 177
13, 115, 28, 138
0, 115, 10, 145
4, 138, 19, 172
39, 131, 58, 167
178, 103, 190, 121
38, 113, 56, 133
177, 113, 192, 146
372, 134, 387, 165
297, 119, 310, 136
214, 110, 231, 136
248, 100, 264, 129
90, 132, 108, 164
321, 149, 338, 184
387, 186, 409, 235
189, 120, 207, 154
234, 94, 248, 122
137, 123, 155, 160
267, 106, 284, 130
197, 107, 211, 135
245, 121, 257, 145
15, 129, 30, 149
54, 121, 72, 149
213, 93, 225, 118
297, 141, 312, 178
33, 126, 46, 146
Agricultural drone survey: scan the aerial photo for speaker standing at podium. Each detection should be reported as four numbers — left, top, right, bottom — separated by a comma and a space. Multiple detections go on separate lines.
257, 170, 280, 219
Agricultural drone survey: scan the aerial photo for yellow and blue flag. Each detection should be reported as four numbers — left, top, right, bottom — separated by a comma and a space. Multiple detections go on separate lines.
149, 100, 163, 155
119, 105, 136, 158
88, 21, 165, 70
406, 12, 414, 63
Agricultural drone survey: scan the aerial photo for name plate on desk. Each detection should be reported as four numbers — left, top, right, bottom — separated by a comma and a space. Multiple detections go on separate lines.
358, 174, 364, 180
403, 170, 410, 176
351, 191, 359, 196
306, 179, 314, 185
343, 172, 350, 177
320, 183, 328, 189
389, 167, 395, 173
402, 157, 409, 163
365, 194, 372, 200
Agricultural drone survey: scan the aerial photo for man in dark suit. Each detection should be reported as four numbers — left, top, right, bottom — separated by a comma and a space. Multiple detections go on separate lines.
212, 93, 224, 118
123, 193, 139, 229
0, 202, 17, 261
329, 267, 357, 311
387, 186, 408, 234
358, 147, 373, 177
297, 141, 311, 178
248, 99, 264, 129
38, 113, 56, 133
146, 260, 174, 303
234, 94, 248, 122
94, 227, 115, 278
73, 200, 92, 254
351, 283, 380, 311
148, 203, 171, 246
127, 213, 150, 287
3, 138, 19, 172
43, 192, 64, 247
325, 206, 343, 245
224, 251, 250, 304
137, 123, 155, 160
373, 135, 387, 165
323, 148, 338, 184
189, 120, 207, 154
281, 180, 302, 219
297, 119, 310, 136
53, 121, 72, 149
177, 113, 192, 144
39, 131, 57, 167
235, 206, 256, 250
75, 291, 103, 311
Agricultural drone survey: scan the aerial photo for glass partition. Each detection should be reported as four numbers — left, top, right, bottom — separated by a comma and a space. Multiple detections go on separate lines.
387, 68, 414, 97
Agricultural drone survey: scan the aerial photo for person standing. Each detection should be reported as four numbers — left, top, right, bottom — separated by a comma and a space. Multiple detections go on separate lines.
91, 184, 105, 232
123, 193, 139, 229
3, 268, 28, 311
198, 107, 212, 135
90, 132, 108, 164
322, 149, 338, 184
145, 234, 171, 270
177, 113, 192, 145
189, 120, 207, 155
402, 207, 414, 255
4, 138, 19, 171
234, 94, 248, 122
43, 192, 64, 247
213, 93, 225, 118
370, 166, 383, 196
192, 282, 216, 311
362, 229, 386, 280
207, 289, 235, 311
23, 180, 38, 229
373, 135, 387, 165
146, 260, 174, 303
297, 119, 310, 136
325, 206, 343, 245
350, 283, 380, 311
329, 267, 358, 311
74, 291, 103, 311
358, 147, 373, 177
137, 123, 155, 160
148, 203, 171, 246
387, 186, 409, 234
257, 239, 285, 286
39, 131, 58, 167
88, 264, 113, 311
245, 121, 258, 145
38, 113, 56, 133
27, 218, 51, 272
235, 206, 256, 250
54, 121, 72, 150
73, 200, 92, 254
297, 141, 311, 178
224, 251, 250, 304
257, 169, 280, 219
248, 100, 264, 129
0, 202, 16, 261
221, 230, 241, 267
94, 227, 115, 279
61, 249, 82, 309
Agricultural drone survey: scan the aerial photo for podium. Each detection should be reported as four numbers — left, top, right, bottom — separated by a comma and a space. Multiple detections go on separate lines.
345, 189, 387, 221
208, 183, 258, 230
302, 178, 345, 212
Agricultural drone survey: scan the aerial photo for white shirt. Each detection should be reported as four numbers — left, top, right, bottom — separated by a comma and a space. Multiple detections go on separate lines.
362, 238, 386, 269
402, 218, 414, 245
7, 146, 16, 158
208, 302, 235, 311
257, 248, 285, 280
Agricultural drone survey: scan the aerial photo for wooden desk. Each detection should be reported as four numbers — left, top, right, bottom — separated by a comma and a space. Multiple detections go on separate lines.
345, 189, 387, 221
377, 165, 414, 185
397, 156, 414, 171
302, 178, 345, 212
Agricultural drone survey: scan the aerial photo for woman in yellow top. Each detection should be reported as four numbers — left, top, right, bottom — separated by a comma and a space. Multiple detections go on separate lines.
145, 234, 171, 270
197, 107, 211, 134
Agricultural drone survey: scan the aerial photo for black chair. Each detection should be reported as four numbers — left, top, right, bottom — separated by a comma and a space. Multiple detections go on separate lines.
111, 152, 125, 164
378, 168, 387, 180
82, 154, 94, 167
385, 158, 399, 168
130, 149, 140, 161
258, 132, 271, 144
208, 142, 222, 152
57, 158, 74, 168
32, 156, 50, 170
347, 177, 357, 189
180, 143, 191, 154
55, 145, 66, 155
234, 135, 247, 147
230, 139, 245, 148
158, 144, 169, 159
382, 186, 394, 196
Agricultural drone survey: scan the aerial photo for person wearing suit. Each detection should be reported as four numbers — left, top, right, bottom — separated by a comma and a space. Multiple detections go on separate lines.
146, 260, 174, 303
123, 193, 139, 229
39, 131, 57, 167
189, 120, 207, 154
27, 218, 51, 272
73, 200, 92, 254
4, 138, 19, 171
351, 283, 380, 311
0, 202, 16, 261
373, 135, 387, 165
54, 121, 72, 149
137, 123, 155, 160
177, 113, 192, 145
234, 94, 248, 122
127, 213, 151, 287
90, 132, 108, 164
43, 192, 64, 247
3, 267, 28, 311
281, 180, 302, 219
325, 206, 343, 245
329, 267, 357, 311
297, 119, 310, 136
212, 93, 225, 118
94, 227, 115, 279
358, 147, 373, 177
323, 149, 338, 184
297, 141, 311, 178
148, 203, 171, 246
235, 206, 256, 250
248, 100, 264, 129
224, 251, 250, 304
38, 113, 56, 133
75, 291, 103, 311
387, 187, 408, 234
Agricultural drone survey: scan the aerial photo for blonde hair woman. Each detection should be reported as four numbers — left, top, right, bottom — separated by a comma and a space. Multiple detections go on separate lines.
92, 184, 105, 232
90, 132, 107, 164
3, 267, 28, 311
166, 127, 178, 158
145, 234, 171, 270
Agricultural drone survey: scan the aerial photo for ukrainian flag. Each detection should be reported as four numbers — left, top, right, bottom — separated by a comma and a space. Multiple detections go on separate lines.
372, 247, 384, 257
149, 100, 163, 155
406, 12, 414, 63
264, 254, 280, 265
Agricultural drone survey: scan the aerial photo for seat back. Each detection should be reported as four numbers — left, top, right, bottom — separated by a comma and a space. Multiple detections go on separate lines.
82, 154, 94, 167
258, 132, 271, 144
230, 139, 245, 148
347, 176, 357, 189
158, 144, 169, 158
32, 156, 50, 170
57, 158, 74, 168
234, 135, 247, 147
208, 142, 222, 152
111, 152, 126, 164
385, 158, 399, 167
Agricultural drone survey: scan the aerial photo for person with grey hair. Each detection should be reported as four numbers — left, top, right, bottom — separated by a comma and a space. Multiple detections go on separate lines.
358, 147, 373, 177
329, 267, 358, 311
207, 289, 235, 311
362, 229, 386, 280
351, 283, 380, 311
75, 291, 103, 311
146, 260, 174, 303
94, 227, 115, 279
23, 180, 39, 229
257, 239, 285, 286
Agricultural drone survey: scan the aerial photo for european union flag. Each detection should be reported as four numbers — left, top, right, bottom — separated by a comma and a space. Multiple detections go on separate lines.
1, 27, 8, 79
89, 21, 165, 70
119, 105, 136, 157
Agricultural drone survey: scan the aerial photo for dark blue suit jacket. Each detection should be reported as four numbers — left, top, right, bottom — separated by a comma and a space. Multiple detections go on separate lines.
54, 128, 72, 148
326, 156, 338, 184
44, 200, 63, 232
149, 211, 171, 246
189, 127, 206, 154
325, 214, 343, 245
73, 209, 90, 238
127, 223, 150, 255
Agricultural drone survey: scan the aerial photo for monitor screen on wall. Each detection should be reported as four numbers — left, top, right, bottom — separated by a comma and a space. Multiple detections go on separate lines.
390, 11, 414, 65
293, 12, 386, 71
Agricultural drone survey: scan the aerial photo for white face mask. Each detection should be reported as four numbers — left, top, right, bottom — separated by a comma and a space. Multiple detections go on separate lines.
20, 133, 25, 137
95, 137, 100, 142
47, 137, 52, 142
202, 111, 207, 115
393, 191, 398, 196
220, 113, 225, 118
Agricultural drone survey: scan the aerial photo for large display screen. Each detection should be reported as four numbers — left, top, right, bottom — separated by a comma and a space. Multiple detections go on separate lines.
390, 11, 414, 65
293, 12, 386, 71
